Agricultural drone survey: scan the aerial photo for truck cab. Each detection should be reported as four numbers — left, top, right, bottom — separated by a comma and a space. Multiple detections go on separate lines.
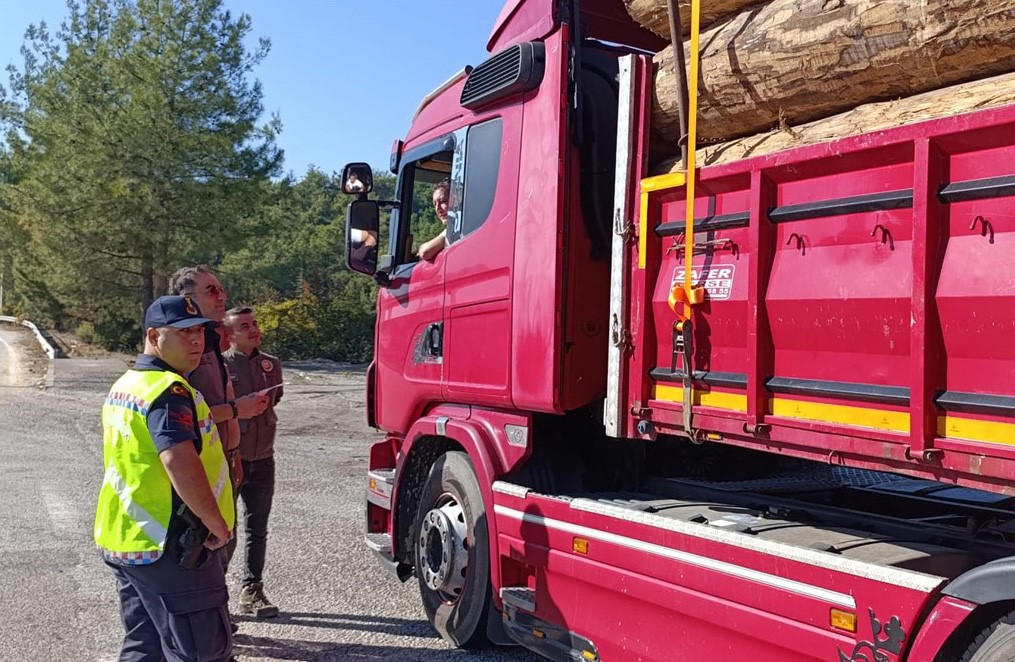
345, 0, 663, 435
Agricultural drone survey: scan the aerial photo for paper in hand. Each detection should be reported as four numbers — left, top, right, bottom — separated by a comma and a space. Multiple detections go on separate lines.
259, 383, 288, 395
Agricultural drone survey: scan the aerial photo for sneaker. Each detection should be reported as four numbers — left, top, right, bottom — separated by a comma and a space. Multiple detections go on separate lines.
238, 582, 279, 618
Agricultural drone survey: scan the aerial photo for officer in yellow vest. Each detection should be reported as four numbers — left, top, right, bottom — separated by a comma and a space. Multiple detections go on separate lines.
94, 295, 236, 662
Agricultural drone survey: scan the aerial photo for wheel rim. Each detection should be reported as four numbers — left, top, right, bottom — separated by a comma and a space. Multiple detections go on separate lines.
417, 492, 470, 603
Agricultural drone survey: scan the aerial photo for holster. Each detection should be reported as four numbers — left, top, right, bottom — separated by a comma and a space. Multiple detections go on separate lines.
171, 504, 210, 570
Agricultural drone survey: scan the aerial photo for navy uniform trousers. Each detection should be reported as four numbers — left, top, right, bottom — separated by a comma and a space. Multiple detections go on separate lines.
107, 547, 232, 662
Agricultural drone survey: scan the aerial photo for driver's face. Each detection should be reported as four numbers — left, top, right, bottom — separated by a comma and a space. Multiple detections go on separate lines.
432, 188, 449, 223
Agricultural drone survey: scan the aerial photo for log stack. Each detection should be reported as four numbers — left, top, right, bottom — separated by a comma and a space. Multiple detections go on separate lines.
660, 70, 1015, 171
623, 0, 1015, 168
622, 0, 765, 40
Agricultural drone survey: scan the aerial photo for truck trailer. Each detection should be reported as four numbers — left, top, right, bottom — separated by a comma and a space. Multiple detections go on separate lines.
342, 1, 1015, 660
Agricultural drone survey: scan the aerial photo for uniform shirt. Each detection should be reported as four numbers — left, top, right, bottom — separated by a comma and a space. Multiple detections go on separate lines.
134, 354, 201, 454
186, 325, 230, 443
223, 348, 282, 461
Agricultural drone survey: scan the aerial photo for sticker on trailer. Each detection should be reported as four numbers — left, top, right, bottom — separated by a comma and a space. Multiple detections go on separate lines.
672, 264, 736, 301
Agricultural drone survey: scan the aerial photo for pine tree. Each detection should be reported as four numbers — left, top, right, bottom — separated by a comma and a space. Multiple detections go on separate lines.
0, 0, 282, 346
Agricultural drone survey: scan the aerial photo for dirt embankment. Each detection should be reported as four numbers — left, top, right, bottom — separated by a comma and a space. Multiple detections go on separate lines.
0, 325, 51, 387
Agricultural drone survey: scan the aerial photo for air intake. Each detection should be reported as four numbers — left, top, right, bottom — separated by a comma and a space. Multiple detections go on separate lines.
460, 42, 545, 111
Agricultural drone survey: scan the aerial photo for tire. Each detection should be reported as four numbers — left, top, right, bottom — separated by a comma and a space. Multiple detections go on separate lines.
959, 610, 1015, 662
412, 451, 492, 648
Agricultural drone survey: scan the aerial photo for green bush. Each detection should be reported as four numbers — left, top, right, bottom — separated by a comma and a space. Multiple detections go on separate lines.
75, 321, 99, 345
252, 279, 376, 362
256, 287, 320, 360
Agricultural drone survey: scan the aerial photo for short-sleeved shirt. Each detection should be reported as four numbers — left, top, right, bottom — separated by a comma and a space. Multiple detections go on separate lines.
223, 348, 282, 461
186, 325, 230, 442
133, 354, 200, 453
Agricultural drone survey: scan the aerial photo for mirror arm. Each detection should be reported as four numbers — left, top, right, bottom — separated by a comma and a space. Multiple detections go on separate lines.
373, 255, 393, 287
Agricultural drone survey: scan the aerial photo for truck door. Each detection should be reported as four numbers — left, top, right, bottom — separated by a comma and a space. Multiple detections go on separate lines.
376, 117, 517, 430
441, 116, 516, 408
373, 138, 457, 434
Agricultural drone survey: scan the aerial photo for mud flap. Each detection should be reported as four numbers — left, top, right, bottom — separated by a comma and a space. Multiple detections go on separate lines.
486, 601, 514, 646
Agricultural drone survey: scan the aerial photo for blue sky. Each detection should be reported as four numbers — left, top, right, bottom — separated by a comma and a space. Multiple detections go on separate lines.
0, 0, 504, 179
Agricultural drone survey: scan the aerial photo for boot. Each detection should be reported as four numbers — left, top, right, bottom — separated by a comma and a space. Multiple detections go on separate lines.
238, 582, 279, 618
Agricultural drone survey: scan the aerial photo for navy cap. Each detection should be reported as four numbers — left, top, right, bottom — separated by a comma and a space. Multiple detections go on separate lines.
144, 295, 213, 330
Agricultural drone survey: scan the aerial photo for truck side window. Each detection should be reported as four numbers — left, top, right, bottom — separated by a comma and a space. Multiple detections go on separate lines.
456, 118, 502, 241
392, 120, 500, 266
397, 153, 455, 264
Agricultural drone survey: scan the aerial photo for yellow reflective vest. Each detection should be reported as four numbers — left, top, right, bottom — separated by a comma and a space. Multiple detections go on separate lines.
94, 368, 234, 563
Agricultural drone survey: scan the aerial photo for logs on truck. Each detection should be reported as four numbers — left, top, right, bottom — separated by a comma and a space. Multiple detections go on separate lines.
622, 0, 764, 40
658, 69, 1015, 171
624, 0, 1015, 170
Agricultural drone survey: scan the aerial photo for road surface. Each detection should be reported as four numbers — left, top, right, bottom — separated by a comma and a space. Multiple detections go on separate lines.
0, 339, 540, 662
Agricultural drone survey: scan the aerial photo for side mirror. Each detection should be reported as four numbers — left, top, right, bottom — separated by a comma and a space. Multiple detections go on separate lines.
341, 162, 374, 195
346, 199, 379, 276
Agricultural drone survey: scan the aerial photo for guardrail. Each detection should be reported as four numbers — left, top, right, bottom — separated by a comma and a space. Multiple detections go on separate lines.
0, 315, 60, 359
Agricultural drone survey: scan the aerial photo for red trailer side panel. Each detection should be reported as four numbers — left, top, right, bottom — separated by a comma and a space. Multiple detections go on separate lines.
628, 104, 1015, 495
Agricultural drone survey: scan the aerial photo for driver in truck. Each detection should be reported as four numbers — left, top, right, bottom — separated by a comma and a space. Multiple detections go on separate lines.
417, 180, 450, 261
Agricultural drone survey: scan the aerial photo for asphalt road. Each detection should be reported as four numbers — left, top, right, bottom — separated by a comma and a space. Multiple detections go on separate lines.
0, 334, 541, 662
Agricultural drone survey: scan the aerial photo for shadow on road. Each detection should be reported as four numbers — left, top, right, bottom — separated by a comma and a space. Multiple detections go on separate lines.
233, 612, 544, 661
235, 611, 436, 637
234, 636, 440, 661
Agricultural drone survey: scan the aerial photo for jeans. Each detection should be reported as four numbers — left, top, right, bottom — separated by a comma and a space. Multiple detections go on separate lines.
239, 456, 275, 586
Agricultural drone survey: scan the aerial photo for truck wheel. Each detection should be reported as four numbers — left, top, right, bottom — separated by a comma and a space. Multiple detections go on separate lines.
959, 610, 1015, 661
412, 451, 492, 648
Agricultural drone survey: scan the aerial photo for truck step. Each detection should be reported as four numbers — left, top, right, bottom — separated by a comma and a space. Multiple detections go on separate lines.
370, 468, 396, 483
367, 469, 395, 509
364, 532, 391, 553
500, 587, 536, 613
502, 608, 599, 662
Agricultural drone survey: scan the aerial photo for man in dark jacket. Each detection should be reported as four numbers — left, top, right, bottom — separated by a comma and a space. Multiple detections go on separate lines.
223, 306, 283, 618
167, 266, 268, 477
169, 266, 268, 631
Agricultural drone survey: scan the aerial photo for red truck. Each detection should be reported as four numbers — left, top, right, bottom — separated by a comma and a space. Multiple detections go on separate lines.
341, 1, 1015, 660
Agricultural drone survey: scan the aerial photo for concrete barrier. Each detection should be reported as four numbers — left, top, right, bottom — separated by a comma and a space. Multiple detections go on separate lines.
0, 316, 60, 359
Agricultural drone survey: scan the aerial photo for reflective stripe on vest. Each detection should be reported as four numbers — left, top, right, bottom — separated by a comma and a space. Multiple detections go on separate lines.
102, 463, 169, 546
94, 369, 234, 558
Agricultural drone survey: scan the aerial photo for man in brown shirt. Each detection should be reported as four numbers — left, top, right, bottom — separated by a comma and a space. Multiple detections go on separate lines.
168, 266, 269, 470
223, 306, 283, 618
169, 266, 269, 631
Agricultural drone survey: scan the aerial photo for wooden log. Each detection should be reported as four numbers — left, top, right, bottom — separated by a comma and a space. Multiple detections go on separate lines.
653, 0, 1015, 144
654, 72, 1015, 173
622, 0, 766, 40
